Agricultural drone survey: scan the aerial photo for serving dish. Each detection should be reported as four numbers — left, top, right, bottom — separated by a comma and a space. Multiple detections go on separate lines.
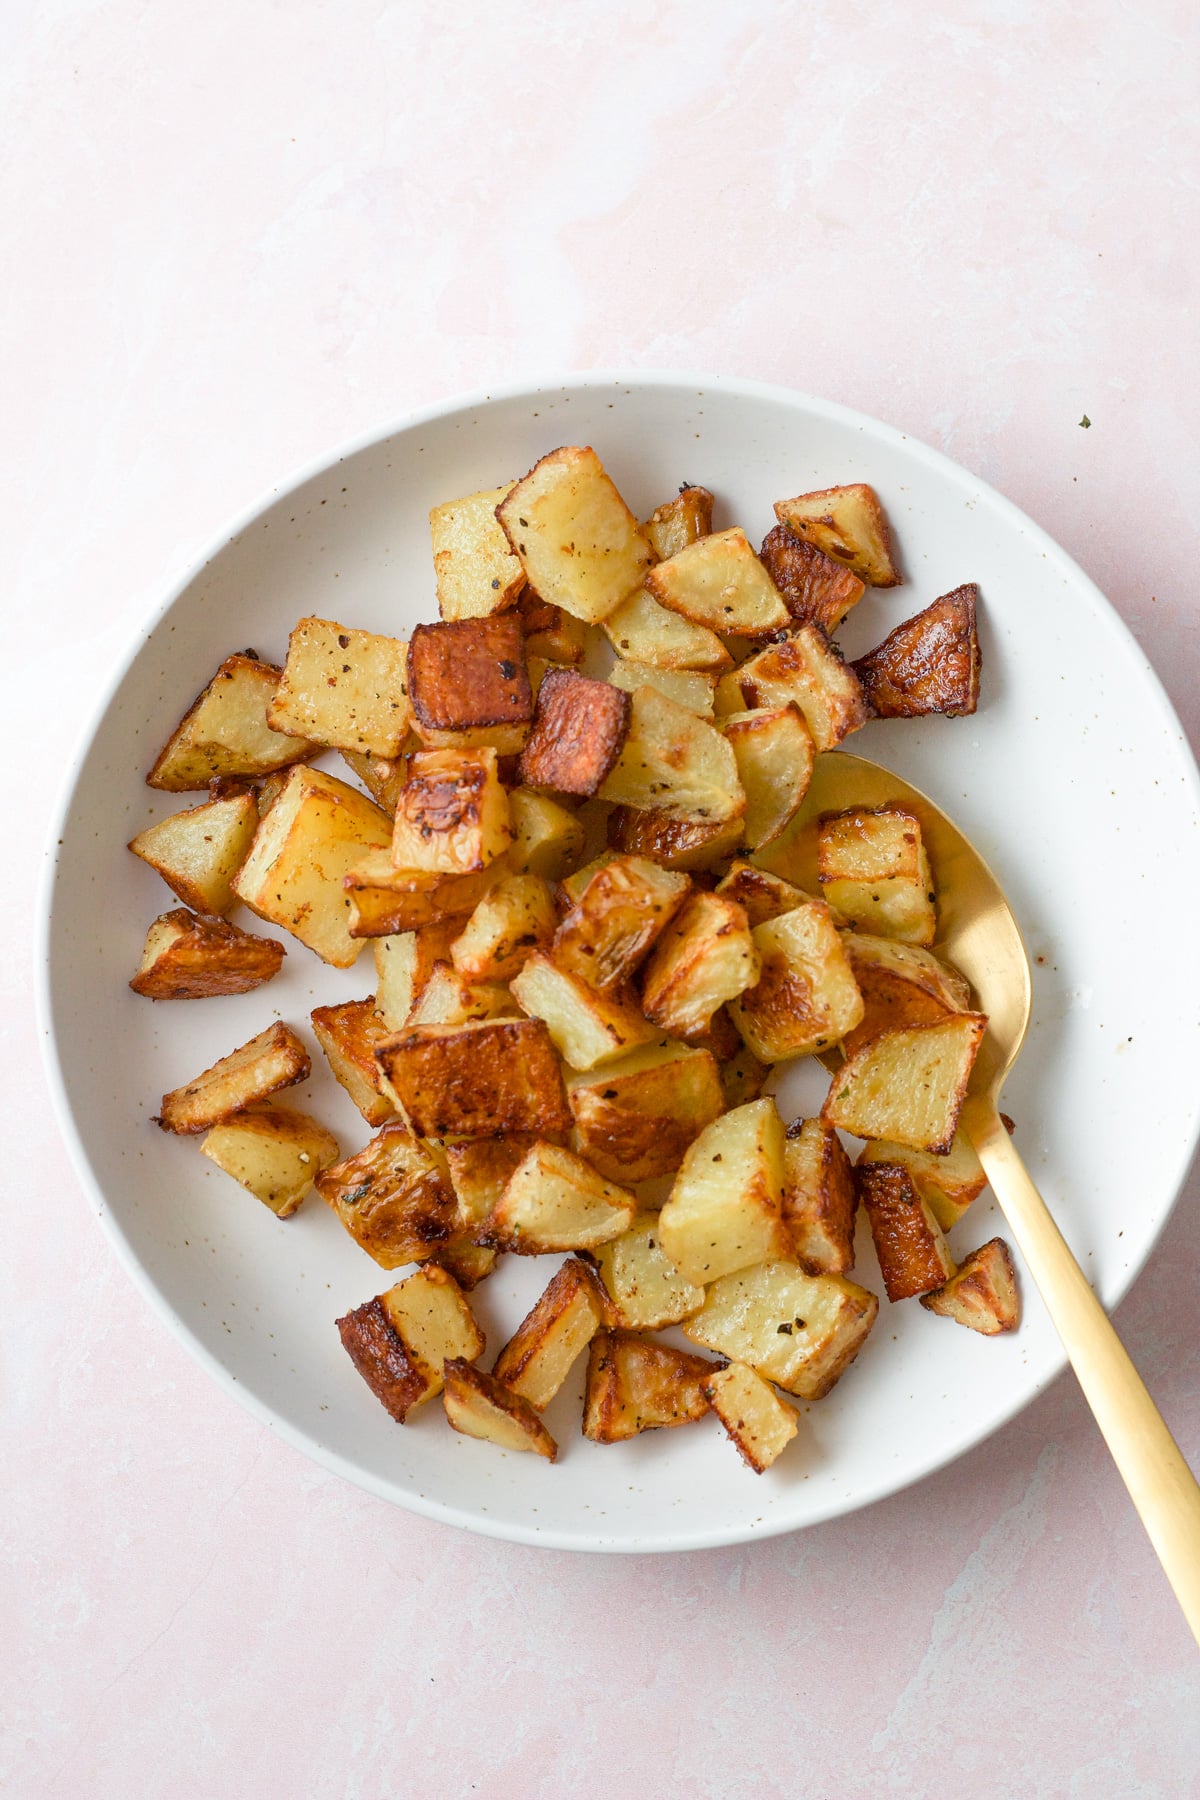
38, 372, 1200, 1552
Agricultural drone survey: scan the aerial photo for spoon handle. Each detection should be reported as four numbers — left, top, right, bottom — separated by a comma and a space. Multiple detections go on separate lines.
965, 1099, 1200, 1647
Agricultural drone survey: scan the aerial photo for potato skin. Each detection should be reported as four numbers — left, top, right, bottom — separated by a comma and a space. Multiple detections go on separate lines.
408, 615, 532, 731
335, 1297, 429, 1422
852, 584, 981, 718
758, 524, 865, 633
858, 1162, 955, 1301
518, 668, 632, 797
375, 1018, 572, 1138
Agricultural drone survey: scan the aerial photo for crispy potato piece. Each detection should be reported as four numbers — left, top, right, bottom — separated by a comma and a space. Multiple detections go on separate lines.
685, 1258, 878, 1399
592, 1210, 707, 1329
390, 747, 511, 876
688, 1003, 743, 1062
156, 1021, 310, 1134
782, 1119, 857, 1276
598, 685, 744, 825
567, 1040, 724, 1183
449, 873, 556, 983
373, 933, 418, 1031
718, 1042, 769, 1108
853, 585, 981, 718
497, 446, 653, 623
658, 1098, 790, 1286
645, 527, 790, 637
714, 861, 811, 929
822, 1014, 988, 1153
232, 765, 392, 967
557, 852, 618, 908
128, 792, 260, 916
431, 482, 526, 621
339, 748, 411, 814
130, 909, 285, 999
606, 805, 744, 871
841, 934, 970, 1058
857, 1129, 988, 1231
552, 855, 690, 991
644, 485, 715, 560
732, 627, 870, 753
148, 653, 319, 790
858, 1161, 956, 1300
509, 787, 586, 881
316, 1121, 456, 1267
405, 964, 517, 1027
722, 706, 814, 849
492, 1257, 608, 1408
703, 1362, 800, 1473
200, 1104, 339, 1217
641, 892, 760, 1038
310, 999, 397, 1126
375, 1018, 571, 1139
603, 585, 733, 671
583, 1331, 718, 1441
517, 587, 588, 664
267, 617, 411, 756
254, 769, 292, 817
921, 1237, 1019, 1334
431, 1236, 500, 1291
518, 668, 631, 798
443, 1359, 557, 1459
446, 1134, 543, 1234
607, 660, 717, 718
407, 615, 532, 753
345, 852, 504, 937
729, 901, 864, 1064
336, 1264, 483, 1422
774, 483, 900, 587
480, 1141, 636, 1253
817, 807, 937, 946
758, 523, 865, 633
510, 950, 656, 1071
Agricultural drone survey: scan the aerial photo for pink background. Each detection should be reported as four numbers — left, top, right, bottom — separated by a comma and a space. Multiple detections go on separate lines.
5, 2, 1199, 1793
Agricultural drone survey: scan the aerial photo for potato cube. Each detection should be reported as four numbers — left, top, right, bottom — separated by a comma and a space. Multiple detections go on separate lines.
783, 1119, 857, 1276
492, 1258, 608, 1409
336, 1264, 484, 1422
603, 586, 732, 672
375, 1018, 571, 1139
840, 934, 970, 1058
714, 861, 811, 929
517, 668, 631, 797
446, 1134, 543, 1233
644, 527, 790, 636
480, 1141, 635, 1253
598, 685, 744, 825
200, 1104, 339, 1217
390, 747, 512, 876
607, 660, 717, 718
517, 587, 588, 663
718, 1042, 769, 1108
758, 523, 865, 633
592, 1211, 706, 1329
567, 1040, 724, 1183
148, 653, 318, 790
702, 1362, 800, 1473
857, 1129, 988, 1231
510, 950, 656, 1071
658, 1098, 791, 1286
130, 909, 285, 1000
641, 892, 760, 1039
732, 626, 870, 753
232, 765, 392, 967
496, 446, 653, 623
267, 617, 411, 757
450, 873, 556, 983
729, 901, 863, 1063
310, 999, 397, 1126
858, 1161, 956, 1300
822, 1014, 987, 1153
582, 1331, 718, 1442
853, 584, 981, 718
344, 852, 505, 937
921, 1237, 1020, 1334
128, 792, 260, 915
373, 933, 419, 1031
817, 807, 937, 945
644, 486, 715, 561
254, 769, 292, 816
338, 747, 411, 813
156, 1021, 310, 1134
431, 482, 526, 620
722, 705, 814, 850
442, 1359, 557, 1459
407, 615, 532, 752
606, 805, 744, 871
684, 1259, 878, 1399
315, 1121, 456, 1266
773, 483, 900, 587
405, 965, 517, 1028
552, 855, 690, 991
508, 787, 586, 881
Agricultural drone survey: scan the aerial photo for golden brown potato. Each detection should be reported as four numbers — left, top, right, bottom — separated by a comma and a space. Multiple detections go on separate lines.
603, 586, 733, 672
582, 1330, 718, 1442
853, 584, 981, 718
702, 1361, 800, 1473
148, 653, 318, 790
730, 627, 870, 753
445, 1133, 544, 1234
567, 1040, 725, 1183
684, 1258, 878, 1400
714, 861, 812, 929
508, 787, 586, 881
128, 792, 260, 915
517, 668, 632, 797
758, 523, 865, 633
130, 909, 285, 1000
822, 1014, 987, 1153
254, 769, 292, 817
607, 660, 717, 718
840, 934, 970, 1058
200, 1104, 339, 1217
921, 1238, 1020, 1334
492, 1257, 608, 1409
404, 965, 518, 1028
606, 805, 744, 871
336, 1264, 484, 1422
517, 586, 588, 664
450, 873, 556, 983
782, 1118, 857, 1276
479, 1141, 636, 1254
591, 1211, 707, 1330
344, 852, 504, 938
442, 1358, 558, 1459
773, 483, 900, 587
856, 1129, 988, 1231
431, 482, 526, 621
407, 614, 532, 752
390, 746, 512, 877
316, 1121, 457, 1267
641, 892, 760, 1038
339, 748, 411, 814
728, 900, 862, 1063
267, 617, 412, 757
496, 446, 653, 623
644, 485, 715, 560
598, 685, 744, 825
310, 999, 397, 1126
552, 855, 690, 990
658, 1098, 791, 1286
722, 705, 814, 849
644, 528, 791, 636
858, 1161, 956, 1300
717, 1041, 770, 1108
156, 1021, 310, 1134
374, 1018, 571, 1139
817, 807, 937, 946
510, 951, 657, 1071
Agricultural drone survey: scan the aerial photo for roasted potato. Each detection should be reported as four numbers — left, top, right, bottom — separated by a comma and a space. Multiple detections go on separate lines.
128, 791, 260, 916
517, 668, 632, 797
374, 1017, 572, 1139
156, 1021, 310, 1134
582, 1330, 718, 1442
344, 851, 504, 937
130, 909, 285, 999
567, 1040, 725, 1183
316, 1121, 457, 1267
773, 483, 899, 587
598, 685, 744, 825
336, 1264, 484, 1422
727, 627, 870, 753
702, 1361, 800, 1473
684, 1258, 878, 1400
591, 1211, 707, 1330
407, 614, 532, 753
858, 1161, 956, 1300
479, 1141, 636, 1253
643, 485, 714, 560
200, 1104, 339, 1217
508, 787, 586, 881
339, 747, 411, 814
517, 587, 588, 664
717, 1041, 769, 1108
405, 964, 517, 1027
840, 934, 971, 1058
552, 854, 690, 991
817, 807, 937, 946
658, 1098, 791, 1286
445, 1133, 543, 1233
450, 873, 556, 983
492, 1257, 608, 1408
714, 861, 812, 929
782, 1118, 857, 1276
148, 653, 318, 791
496, 446, 653, 623
921, 1237, 1020, 1334
822, 1013, 988, 1152
853, 584, 980, 718
607, 660, 718, 718
644, 527, 790, 637
389, 746, 512, 877
268, 617, 412, 757
510, 950, 657, 1071
728, 900, 863, 1062
603, 585, 733, 672
758, 523, 865, 633
641, 892, 760, 1038
431, 482, 527, 621
442, 1358, 558, 1459
857, 1128, 988, 1231
606, 805, 744, 872
722, 705, 814, 849
310, 998, 397, 1125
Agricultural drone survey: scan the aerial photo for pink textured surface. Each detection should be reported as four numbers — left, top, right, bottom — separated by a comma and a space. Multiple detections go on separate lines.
4, 2, 1199, 1794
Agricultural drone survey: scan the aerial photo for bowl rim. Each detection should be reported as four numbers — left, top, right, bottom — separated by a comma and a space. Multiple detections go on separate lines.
35, 368, 1200, 1552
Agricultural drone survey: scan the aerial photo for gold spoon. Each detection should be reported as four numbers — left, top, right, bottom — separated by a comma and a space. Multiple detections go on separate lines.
792, 749, 1200, 1644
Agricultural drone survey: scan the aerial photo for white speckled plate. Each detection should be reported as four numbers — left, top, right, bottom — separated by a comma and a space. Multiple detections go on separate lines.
38, 373, 1200, 1552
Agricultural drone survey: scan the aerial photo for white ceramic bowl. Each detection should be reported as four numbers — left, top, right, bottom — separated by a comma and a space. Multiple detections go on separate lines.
39, 373, 1200, 1553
